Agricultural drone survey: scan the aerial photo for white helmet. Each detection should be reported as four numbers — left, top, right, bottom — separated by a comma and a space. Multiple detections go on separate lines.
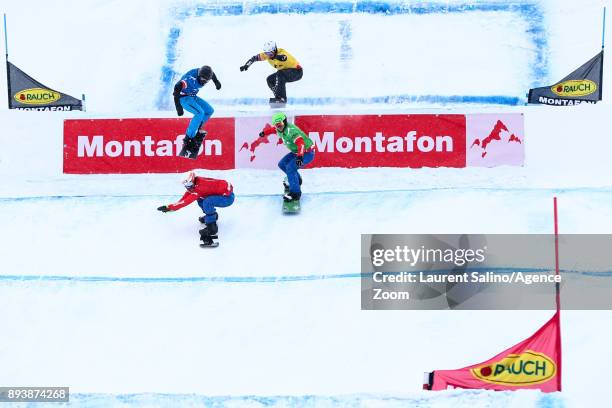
263, 40, 277, 55
182, 170, 196, 189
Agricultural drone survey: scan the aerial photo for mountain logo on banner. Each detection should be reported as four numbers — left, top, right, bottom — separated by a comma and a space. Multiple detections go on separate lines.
14, 88, 61, 105
240, 134, 283, 162
470, 350, 557, 386
470, 120, 522, 159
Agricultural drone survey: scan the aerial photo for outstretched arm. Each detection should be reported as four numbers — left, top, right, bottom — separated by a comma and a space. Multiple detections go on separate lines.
158, 191, 198, 212
240, 55, 259, 72
258, 123, 277, 137
212, 72, 222, 90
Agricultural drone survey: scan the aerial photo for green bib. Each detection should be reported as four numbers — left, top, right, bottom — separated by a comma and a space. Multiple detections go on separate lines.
278, 123, 314, 153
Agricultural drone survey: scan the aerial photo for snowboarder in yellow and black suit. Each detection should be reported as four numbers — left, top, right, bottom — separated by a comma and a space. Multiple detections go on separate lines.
240, 41, 303, 104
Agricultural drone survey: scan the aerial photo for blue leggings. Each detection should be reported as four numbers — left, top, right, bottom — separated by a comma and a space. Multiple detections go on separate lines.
180, 96, 214, 138
278, 151, 315, 193
197, 193, 235, 223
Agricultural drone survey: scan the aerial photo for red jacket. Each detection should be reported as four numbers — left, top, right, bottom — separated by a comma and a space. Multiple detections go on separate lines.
167, 177, 233, 211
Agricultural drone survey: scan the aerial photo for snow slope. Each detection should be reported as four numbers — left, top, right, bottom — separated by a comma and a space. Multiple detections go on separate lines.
1, 1, 612, 407
3, 110, 612, 407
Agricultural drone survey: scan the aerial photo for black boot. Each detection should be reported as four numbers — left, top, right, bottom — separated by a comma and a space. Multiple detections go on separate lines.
200, 234, 214, 246
199, 233, 216, 246
187, 131, 206, 159
179, 136, 195, 157
199, 221, 218, 236
199, 222, 218, 245
283, 175, 302, 190
198, 213, 218, 224
207, 221, 218, 235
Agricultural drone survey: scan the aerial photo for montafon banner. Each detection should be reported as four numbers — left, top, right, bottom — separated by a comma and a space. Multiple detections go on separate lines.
7, 61, 83, 111
425, 311, 561, 392
528, 51, 603, 106
64, 114, 525, 173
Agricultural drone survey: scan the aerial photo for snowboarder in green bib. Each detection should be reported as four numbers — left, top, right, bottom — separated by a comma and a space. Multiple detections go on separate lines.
258, 112, 315, 202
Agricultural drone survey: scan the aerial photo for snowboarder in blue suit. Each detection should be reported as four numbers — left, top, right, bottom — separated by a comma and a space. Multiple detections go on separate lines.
173, 65, 221, 159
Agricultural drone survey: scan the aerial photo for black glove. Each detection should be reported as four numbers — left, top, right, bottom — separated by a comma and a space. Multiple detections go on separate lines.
240, 57, 256, 72
176, 105, 184, 116
259, 131, 265, 138
211, 73, 221, 90
157, 205, 170, 213
295, 155, 304, 167
273, 54, 288, 62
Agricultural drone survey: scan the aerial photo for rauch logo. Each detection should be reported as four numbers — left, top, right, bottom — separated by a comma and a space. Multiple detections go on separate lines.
14, 88, 61, 105
551, 79, 597, 97
470, 350, 556, 385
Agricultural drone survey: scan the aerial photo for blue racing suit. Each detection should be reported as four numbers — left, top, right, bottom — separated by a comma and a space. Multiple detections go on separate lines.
173, 68, 221, 138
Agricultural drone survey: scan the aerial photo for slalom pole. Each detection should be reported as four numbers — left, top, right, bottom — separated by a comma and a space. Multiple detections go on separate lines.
600, 8, 606, 101
603, 7, 607, 50
553, 197, 560, 312
553, 196, 562, 391
4, 13, 10, 109
3, 14, 7, 60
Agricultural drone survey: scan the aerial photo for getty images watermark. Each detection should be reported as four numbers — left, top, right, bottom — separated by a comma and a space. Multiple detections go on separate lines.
361, 234, 612, 310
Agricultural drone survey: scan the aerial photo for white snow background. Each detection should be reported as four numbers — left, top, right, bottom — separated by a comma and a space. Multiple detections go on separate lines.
0, 0, 611, 407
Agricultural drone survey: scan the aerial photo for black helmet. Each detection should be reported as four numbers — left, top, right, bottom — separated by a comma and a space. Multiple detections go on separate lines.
197, 65, 212, 84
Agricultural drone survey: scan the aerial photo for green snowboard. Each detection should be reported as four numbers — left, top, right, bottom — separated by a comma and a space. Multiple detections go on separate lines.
282, 199, 301, 214
282, 177, 301, 214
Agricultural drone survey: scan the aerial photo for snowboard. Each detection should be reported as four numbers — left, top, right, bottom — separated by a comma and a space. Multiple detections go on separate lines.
199, 234, 219, 248
282, 199, 300, 214
178, 131, 206, 159
282, 178, 300, 214
269, 98, 287, 109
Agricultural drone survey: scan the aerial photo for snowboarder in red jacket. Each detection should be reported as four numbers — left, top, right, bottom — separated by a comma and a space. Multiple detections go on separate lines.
157, 171, 234, 245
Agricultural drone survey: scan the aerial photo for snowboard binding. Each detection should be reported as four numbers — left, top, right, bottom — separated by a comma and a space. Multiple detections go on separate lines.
199, 234, 219, 248
269, 97, 286, 108
179, 131, 207, 159
199, 221, 219, 247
